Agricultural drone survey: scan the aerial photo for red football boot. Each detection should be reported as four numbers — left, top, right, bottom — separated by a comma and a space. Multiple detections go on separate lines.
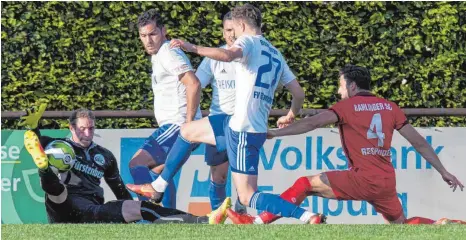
308, 213, 327, 224
226, 209, 255, 224
126, 183, 164, 203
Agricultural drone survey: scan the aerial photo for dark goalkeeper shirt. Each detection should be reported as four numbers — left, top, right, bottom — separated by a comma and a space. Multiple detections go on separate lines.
33, 128, 132, 202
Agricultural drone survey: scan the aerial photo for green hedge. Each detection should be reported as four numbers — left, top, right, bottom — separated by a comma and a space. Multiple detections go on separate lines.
2, 1, 465, 129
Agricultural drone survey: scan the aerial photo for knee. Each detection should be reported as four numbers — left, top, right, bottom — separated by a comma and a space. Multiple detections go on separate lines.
122, 200, 142, 223
180, 123, 195, 141
294, 176, 312, 189
309, 174, 327, 188
210, 166, 227, 184
129, 150, 156, 169
151, 165, 164, 175
129, 157, 145, 168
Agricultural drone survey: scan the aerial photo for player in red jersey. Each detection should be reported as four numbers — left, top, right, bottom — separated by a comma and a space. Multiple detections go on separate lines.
227, 65, 464, 224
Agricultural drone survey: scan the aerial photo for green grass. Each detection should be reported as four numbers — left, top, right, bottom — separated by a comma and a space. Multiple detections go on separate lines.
2, 224, 466, 240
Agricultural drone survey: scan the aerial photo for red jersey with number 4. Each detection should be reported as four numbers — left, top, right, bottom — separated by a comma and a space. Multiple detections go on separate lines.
329, 92, 408, 176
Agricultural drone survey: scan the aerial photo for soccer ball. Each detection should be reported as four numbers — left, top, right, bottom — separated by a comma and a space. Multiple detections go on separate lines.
44, 140, 76, 172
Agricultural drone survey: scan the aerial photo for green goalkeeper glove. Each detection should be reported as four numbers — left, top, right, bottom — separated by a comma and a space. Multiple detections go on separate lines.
18, 103, 47, 129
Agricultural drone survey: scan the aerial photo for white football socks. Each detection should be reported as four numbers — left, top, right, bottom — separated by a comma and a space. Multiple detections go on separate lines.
299, 211, 316, 223
151, 177, 168, 193
254, 216, 264, 224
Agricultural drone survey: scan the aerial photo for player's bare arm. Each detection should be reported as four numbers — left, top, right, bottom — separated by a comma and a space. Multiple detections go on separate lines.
179, 71, 201, 122
398, 124, 464, 192
170, 39, 243, 62
277, 80, 305, 128
269, 110, 338, 139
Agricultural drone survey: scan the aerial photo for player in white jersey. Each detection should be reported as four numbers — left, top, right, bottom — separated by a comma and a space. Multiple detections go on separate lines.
127, 9, 203, 210
127, 4, 325, 224
196, 12, 247, 213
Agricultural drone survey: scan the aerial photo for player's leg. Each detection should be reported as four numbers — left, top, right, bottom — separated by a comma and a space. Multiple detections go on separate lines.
157, 116, 218, 181
76, 199, 214, 224
369, 177, 435, 225
407, 217, 465, 225
129, 116, 225, 203
128, 125, 178, 206
227, 129, 323, 224
150, 117, 215, 195
24, 130, 73, 222
122, 200, 209, 224
205, 144, 229, 210
234, 170, 360, 224
253, 173, 336, 224
369, 196, 406, 224
39, 167, 75, 223
181, 116, 217, 145
147, 165, 177, 208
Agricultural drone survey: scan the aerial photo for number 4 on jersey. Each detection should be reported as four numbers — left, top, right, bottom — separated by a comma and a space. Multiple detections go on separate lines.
367, 113, 385, 147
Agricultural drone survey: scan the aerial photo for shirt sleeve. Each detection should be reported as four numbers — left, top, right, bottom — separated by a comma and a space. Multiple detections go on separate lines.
162, 47, 193, 77
231, 35, 253, 63
329, 101, 348, 125
279, 59, 296, 86
392, 103, 409, 130
195, 57, 213, 88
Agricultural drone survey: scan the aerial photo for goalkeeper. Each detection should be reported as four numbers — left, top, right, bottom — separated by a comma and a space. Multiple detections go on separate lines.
20, 104, 229, 223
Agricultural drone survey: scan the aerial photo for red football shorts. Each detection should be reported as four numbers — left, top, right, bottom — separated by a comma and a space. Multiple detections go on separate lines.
325, 168, 404, 222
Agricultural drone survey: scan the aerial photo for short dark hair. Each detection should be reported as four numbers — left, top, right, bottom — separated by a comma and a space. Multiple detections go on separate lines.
69, 109, 95, 127
339, 65, 371, 90
138, 9, 164, 29
231, 4, 262, 29
223, 11, 232, 23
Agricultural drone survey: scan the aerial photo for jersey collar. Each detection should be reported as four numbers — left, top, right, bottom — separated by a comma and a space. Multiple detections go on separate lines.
68, 137, 96, 150
354, 91, 375, 97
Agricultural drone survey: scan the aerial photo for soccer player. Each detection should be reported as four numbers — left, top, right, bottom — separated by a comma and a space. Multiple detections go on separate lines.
196, 11, 246, 213
127, 9, 203, 209
226, 65, 465, 224
20, 106, 225, 223
128, 4, 327, 224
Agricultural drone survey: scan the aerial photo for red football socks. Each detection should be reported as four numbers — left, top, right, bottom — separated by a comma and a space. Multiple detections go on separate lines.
258, 176, 312, 224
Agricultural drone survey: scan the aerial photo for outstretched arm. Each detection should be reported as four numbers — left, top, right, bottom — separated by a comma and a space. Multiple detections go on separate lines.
170, 39, 243, 62
276, 80, 305, 128
19, 103, 55, 147
269, 110, 338, 138
398, 124, 464, 191
104, 153, 133, 200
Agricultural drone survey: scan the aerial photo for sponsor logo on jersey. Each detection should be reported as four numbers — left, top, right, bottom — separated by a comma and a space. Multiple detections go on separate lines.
93, 154, 105, 166
73, 161, 104, 178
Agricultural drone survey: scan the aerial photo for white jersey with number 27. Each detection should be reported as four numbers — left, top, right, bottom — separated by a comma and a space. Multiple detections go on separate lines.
229, 35, 295, 133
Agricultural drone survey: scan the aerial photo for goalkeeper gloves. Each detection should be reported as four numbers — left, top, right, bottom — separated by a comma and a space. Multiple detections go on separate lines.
18, 103, 47, 129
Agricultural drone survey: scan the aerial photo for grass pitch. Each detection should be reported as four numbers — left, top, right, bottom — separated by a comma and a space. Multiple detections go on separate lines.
2, 224, 465, 240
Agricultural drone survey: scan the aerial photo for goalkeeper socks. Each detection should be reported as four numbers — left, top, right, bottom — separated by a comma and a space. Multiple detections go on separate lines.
140, 201, 187, 222
149, 171, 177, 208
152, 214, 209, 224
249, 191, 311, 222
130, 166, 153, 200
156, 135, 193, 192
39, 167, 65, 196
209, 180, 226, 210
258, 176, 312, 223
